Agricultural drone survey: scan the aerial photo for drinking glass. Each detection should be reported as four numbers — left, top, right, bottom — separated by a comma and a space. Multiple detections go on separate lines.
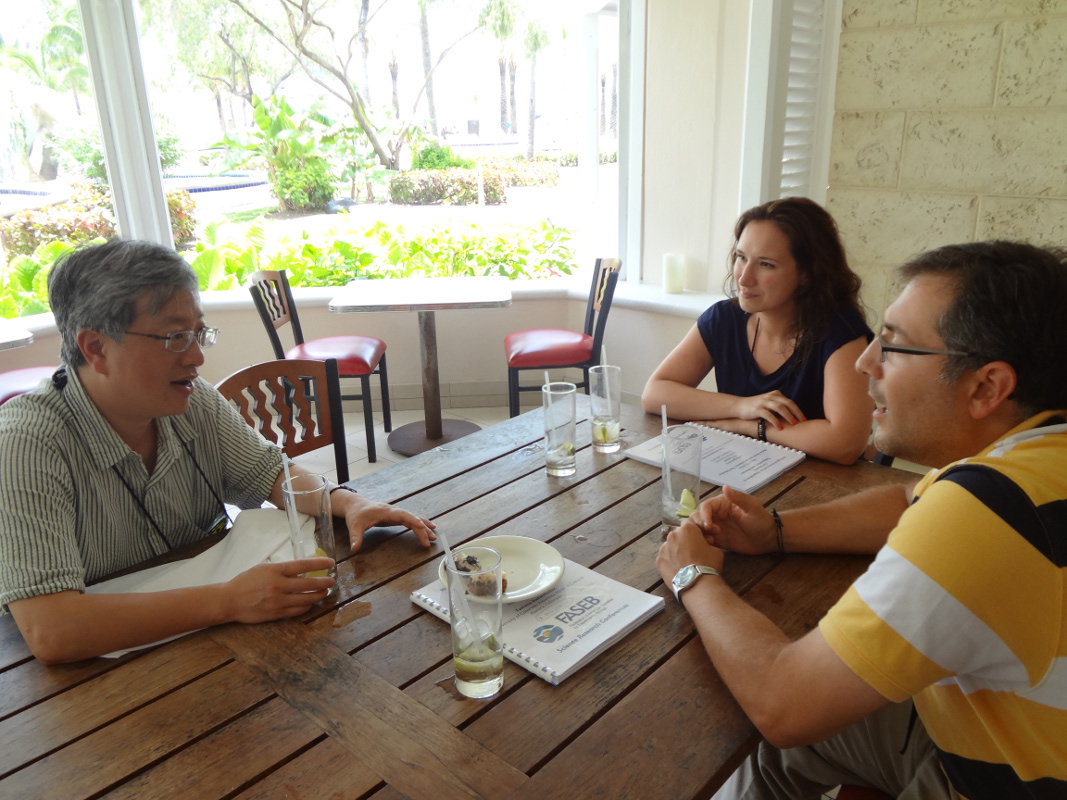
589, 364, 622, 453
281, 472, 337, 597
660, 424, 703, 532
445, 545, 505, 699
543, 381, 577, 477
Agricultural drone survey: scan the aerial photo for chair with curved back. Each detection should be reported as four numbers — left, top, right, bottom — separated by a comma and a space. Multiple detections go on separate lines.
216, 358, 350, 484
503, 257, 622, 417
247, 269, 390, 462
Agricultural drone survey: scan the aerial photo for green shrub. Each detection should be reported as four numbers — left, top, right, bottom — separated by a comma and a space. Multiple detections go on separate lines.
52, 127, 185, 181
388, 168, 507, 205
1, 217, 575, 319
0, 182, 197, 257
478, 157, 560, 188
411, 143, 475, 170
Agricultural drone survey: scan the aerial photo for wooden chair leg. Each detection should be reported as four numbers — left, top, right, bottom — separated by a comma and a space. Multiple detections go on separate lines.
377, 353, 392, 433
508, 367, 520, 418
360, 374, 377, 463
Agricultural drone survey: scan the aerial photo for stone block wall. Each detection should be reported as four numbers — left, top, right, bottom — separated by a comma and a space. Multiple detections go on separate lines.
826, 0, 1067, 322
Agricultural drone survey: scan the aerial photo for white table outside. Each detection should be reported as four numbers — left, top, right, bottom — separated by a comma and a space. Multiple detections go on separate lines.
329, 277, 512, 455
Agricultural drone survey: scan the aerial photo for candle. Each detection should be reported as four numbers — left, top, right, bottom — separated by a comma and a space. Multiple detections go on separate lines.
663, 253, 686, 294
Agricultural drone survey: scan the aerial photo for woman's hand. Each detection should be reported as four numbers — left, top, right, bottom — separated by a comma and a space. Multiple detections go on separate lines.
732, 390, 805, 429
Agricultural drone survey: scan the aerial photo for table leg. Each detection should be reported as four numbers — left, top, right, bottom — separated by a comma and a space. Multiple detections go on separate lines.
387, 309, 482, 456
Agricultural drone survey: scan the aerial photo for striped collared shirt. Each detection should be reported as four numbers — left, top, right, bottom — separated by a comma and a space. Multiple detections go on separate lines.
0, 367, 282, 607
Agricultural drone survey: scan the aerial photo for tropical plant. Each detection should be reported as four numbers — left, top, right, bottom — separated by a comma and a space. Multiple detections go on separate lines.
52, 125, 185, 182
217, 94, 336, 212
0, 239, 88, 319
524, 20, 550, 159
411, 143, 475, 171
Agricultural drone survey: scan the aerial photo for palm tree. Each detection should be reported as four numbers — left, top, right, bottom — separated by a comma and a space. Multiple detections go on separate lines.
524, 21, 548, 159
480, 0, 518, 135
2, 4, 90, 115
418, 0, 438, 136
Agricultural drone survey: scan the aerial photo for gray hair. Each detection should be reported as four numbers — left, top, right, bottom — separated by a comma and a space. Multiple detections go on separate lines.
47, 239, 200, 368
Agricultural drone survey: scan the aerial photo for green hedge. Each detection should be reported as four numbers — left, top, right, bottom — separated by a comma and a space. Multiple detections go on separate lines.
0, 182, 196, 257
388, 167, 507, 205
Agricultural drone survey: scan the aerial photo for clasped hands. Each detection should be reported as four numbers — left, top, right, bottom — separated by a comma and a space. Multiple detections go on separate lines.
656, 485, 779, 585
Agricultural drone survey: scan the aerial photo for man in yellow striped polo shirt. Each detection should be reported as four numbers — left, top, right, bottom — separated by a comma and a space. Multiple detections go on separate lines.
658, 241, 1066, 799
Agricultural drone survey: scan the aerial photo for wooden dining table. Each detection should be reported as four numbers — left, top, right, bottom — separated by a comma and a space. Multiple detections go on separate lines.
0, 399, 918, 800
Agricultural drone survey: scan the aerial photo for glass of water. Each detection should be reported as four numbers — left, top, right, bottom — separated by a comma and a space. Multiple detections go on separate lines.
543, 381, 577, 476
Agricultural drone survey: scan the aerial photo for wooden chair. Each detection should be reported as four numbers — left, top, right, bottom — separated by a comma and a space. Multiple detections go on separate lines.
0, 366, 58, 406
247, 269, 390, 462
503, 257, 621, 417
216, 358, 350, 484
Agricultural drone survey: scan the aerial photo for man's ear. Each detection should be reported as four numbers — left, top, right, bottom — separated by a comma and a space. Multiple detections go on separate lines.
967, 361, 1018, 420
76, 329, 110, 376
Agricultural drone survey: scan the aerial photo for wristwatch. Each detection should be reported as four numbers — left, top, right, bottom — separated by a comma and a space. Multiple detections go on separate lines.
671, 564, 720, 601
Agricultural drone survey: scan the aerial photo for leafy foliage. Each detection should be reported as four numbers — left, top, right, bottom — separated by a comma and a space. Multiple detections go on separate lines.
388, 168, 507, 205
411, 143, 475, 170
0, 216, 576, 318
52, 126, 185, 182
0, 182, 197, 257
216, 95, 336, 212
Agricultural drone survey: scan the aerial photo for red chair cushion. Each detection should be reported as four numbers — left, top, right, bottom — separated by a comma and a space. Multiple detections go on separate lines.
0, 369, 57, 407
0, 366, 57, 406
504, 329, 594, 368
287, 336, 386, 376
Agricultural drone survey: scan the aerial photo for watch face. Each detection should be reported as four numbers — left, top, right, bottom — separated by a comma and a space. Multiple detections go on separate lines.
673, 565, 697, 595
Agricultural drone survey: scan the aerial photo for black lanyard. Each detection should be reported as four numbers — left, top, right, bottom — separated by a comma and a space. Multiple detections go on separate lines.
111, 435, 231, 552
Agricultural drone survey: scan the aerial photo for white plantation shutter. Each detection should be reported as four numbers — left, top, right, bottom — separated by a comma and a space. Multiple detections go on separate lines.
740, 0, 840, 207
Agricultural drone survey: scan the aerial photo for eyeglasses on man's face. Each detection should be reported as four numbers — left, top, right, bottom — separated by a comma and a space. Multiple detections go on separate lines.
874, 334, 974, 363
124, 327, 220, 352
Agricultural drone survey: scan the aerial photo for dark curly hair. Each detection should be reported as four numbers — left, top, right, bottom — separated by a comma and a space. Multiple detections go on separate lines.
723, 197, 864, 364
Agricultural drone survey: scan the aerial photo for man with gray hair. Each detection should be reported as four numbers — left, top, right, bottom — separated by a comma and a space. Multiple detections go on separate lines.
0, 239, 435, 664
658, 241, 1067, 799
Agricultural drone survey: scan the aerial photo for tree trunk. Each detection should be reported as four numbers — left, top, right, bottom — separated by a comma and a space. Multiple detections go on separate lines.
600, 73, 606, 134
359, 0, 371, 106
498, 54, 508, 133
508, 56, 517, 138
213, 82, 226, 134
526, 52, 536, 159
390, 54, 401, 120
420, 3, 437, 135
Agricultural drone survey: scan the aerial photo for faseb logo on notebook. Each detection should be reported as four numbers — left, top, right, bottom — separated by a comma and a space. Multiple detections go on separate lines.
553, 595, 601, 623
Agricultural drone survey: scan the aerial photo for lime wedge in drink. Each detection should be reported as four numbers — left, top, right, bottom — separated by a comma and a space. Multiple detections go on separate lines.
307, 546, 331, 578
593, 418, 620, 444
675, 488, 697, 518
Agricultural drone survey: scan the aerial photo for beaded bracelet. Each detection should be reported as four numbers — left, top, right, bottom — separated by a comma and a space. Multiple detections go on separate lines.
771, 507, 784, 555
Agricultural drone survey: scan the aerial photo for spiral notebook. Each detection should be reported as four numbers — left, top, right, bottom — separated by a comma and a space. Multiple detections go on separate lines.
411, 559, 664, 685
624, 424, 805, 493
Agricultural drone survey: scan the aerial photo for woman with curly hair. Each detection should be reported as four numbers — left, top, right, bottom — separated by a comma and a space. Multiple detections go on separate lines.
641, 197, 873, 464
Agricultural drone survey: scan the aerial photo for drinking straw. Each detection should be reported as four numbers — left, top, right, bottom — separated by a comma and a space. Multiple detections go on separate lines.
282, 459, 304, 558
544, 370, 551, 388
436, 528, 484, 646
661, 404, 673, 501
601, 345, 607, 365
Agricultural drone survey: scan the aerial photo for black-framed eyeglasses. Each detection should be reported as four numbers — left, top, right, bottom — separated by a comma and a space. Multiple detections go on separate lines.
124, 327, 220, 352
875, 335, 974, 363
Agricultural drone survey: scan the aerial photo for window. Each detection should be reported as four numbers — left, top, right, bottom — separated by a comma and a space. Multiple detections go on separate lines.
739, 0, 840, 207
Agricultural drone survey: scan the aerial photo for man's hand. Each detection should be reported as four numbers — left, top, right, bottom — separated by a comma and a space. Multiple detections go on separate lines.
333, 490, 436, 552
690, 485, 778, 555
224, 558, 336, 622
656, 518, 726, 585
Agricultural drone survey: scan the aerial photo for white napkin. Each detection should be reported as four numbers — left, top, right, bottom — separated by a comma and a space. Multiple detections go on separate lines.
88, 508, 311, 657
